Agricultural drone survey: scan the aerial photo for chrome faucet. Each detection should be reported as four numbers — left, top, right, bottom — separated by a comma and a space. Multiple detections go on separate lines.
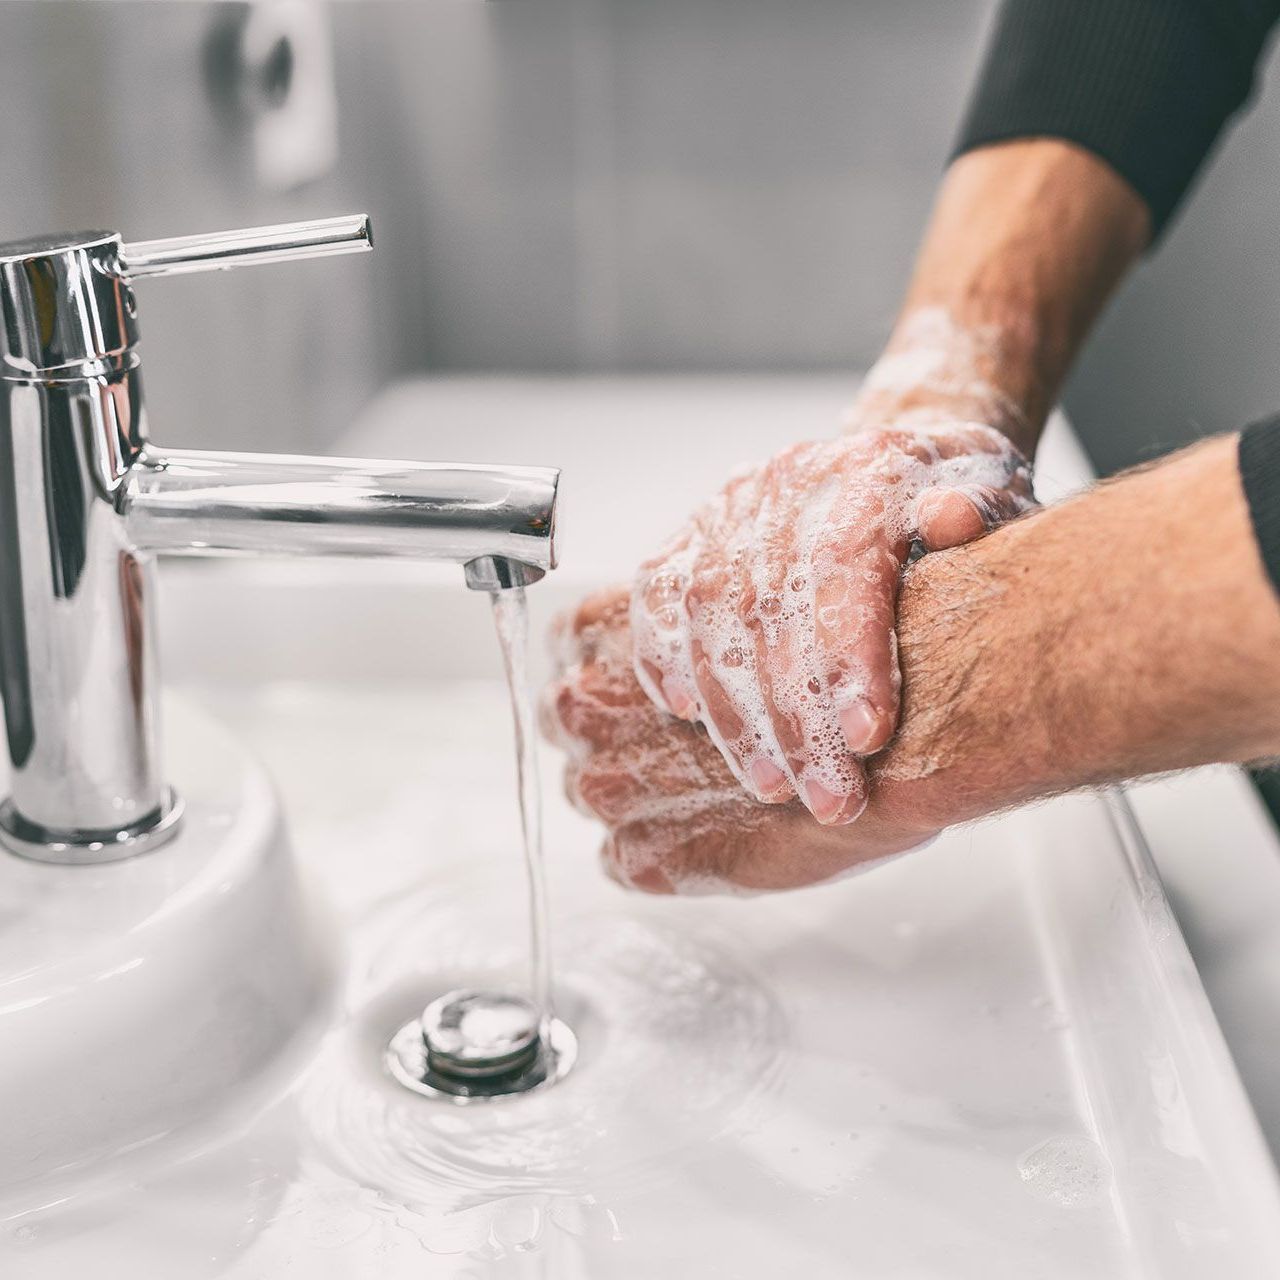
0, 216, 558, 864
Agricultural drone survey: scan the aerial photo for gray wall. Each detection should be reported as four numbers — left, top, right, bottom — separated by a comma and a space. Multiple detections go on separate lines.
2, 0, 1278, 474
371, 0, 993, 373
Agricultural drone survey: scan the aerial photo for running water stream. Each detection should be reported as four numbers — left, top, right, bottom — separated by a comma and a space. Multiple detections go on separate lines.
386, 582, 574, 1099
489, 585, 553, 1019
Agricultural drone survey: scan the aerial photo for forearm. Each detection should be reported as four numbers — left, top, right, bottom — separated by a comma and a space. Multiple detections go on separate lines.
874, 435, 1280, 832
551, 439, 1279, 893
853, 141, 1149, 454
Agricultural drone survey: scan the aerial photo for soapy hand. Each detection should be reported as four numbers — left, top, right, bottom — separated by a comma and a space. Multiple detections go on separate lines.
542, 588, 936, 893
540, 586, 921, 890
630, 414, 1033, 826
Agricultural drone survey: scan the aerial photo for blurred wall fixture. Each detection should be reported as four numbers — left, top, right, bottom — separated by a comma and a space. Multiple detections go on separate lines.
204, 1, 339, 190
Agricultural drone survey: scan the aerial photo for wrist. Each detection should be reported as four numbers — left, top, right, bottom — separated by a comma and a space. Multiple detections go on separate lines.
863, 434, 1280, 841
849, 306, 1046, 456
862, 535, 1054, 833
863, 140, 1151, 456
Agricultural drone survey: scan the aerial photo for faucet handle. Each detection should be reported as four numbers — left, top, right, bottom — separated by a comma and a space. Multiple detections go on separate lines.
119, 214, 372, 279
0, 215, 373, 377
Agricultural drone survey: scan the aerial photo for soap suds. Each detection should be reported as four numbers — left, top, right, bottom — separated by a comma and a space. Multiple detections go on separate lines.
630, 419, 1032, 816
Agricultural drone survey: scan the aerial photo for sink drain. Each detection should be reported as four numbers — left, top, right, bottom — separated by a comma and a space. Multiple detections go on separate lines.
386, 988, 577, 1102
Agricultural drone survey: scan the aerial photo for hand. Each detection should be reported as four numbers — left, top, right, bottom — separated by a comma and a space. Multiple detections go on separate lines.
542, 587, 938, 894
629, 410, 1033, 826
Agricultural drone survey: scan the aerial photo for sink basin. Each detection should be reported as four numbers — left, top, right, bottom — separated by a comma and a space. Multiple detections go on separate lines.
3, 377, 1279, 1277
0, 700, 329, 1198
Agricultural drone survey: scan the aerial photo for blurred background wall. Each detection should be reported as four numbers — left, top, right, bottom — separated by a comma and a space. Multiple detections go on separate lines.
1, 0, 1278, 473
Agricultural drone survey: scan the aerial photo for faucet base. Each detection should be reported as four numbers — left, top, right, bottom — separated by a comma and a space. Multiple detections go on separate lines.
0, 788, 185, 865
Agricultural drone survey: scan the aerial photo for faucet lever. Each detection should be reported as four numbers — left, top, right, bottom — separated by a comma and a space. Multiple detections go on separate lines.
119, 213, 372, 279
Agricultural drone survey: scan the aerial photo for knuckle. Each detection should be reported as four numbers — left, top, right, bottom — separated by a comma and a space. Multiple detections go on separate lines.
576, 769, 640, 824
551, 679, 601, 745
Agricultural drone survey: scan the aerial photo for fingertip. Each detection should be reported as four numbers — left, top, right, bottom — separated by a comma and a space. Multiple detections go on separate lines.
802, 778, 867, 826
915, 488, 988, 550
606, 834, 676, 894
836, 697, 895, 755
748, 757, 793, 803
803, 773, 855, 824
632, 657, 669, 710
661, 675, 700, 720
629, 863, 677, 895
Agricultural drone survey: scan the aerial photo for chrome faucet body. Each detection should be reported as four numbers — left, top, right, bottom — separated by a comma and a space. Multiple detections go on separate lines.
0, 217, 558, 863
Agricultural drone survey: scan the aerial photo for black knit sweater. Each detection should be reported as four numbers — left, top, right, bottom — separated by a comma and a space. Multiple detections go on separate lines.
955, 0, 1280, 598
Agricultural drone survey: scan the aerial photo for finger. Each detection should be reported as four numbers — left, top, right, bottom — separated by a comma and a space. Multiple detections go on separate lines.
810, 521, 905, 758
761, 611, 874, 827
629, 469, 763, 724
914, 482, 1035, 550
685, 556, 795, 804
543, 675, 624, 750
575, 765, 648, 825
603, 828, 677, 894
558, 587, 632, 671
631, 564, 700, 720
690, 644, 790, 801
798, 761, 869, 827
736, 560, 838, 814
611, 813, 732, 894
725, 458, 868, 820
612, 797, 859, 892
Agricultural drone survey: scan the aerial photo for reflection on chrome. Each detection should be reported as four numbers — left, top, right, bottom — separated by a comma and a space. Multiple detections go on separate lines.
0, 217, 559, 863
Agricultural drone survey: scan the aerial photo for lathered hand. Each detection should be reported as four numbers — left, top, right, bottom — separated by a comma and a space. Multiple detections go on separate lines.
542, 589, 931, 894
629, 417, 1033, 825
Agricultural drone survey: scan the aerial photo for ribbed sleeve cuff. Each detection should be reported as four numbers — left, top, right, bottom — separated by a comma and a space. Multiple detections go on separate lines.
953, 0, 1268, 240
1240, 417, 1280, 601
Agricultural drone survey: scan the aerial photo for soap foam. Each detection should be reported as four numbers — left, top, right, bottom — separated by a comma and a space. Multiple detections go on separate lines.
546, 595, 777, 894
630, 419, 1033, 813
847, 306, 1031, 439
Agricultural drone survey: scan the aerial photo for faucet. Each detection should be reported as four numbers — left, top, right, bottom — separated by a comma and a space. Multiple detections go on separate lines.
0, 216, 559, 865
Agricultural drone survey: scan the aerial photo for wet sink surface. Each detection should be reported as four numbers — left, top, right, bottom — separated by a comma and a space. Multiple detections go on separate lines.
9, 679, 1279, 1279
8, 378, 1279, 1276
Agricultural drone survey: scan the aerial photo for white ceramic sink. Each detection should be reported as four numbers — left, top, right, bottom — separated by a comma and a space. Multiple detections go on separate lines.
0, 701, 330, 1201
3, 377, 1279, 1277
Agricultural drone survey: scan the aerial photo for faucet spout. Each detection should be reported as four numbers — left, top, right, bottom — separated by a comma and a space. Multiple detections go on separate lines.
125, 449, 559, 579
0, 214, 565, 863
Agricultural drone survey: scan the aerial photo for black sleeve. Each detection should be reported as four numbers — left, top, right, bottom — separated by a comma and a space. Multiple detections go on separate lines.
1241, 418, 1280, 601
954, 0, 1280, 239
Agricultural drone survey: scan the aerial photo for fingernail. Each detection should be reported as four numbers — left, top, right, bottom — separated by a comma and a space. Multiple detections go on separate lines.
662, 676, 698, 718
805, 779, 849, 825
630, 863, 676, 895
838, 699, 881, 752
749, 757, 788, 798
